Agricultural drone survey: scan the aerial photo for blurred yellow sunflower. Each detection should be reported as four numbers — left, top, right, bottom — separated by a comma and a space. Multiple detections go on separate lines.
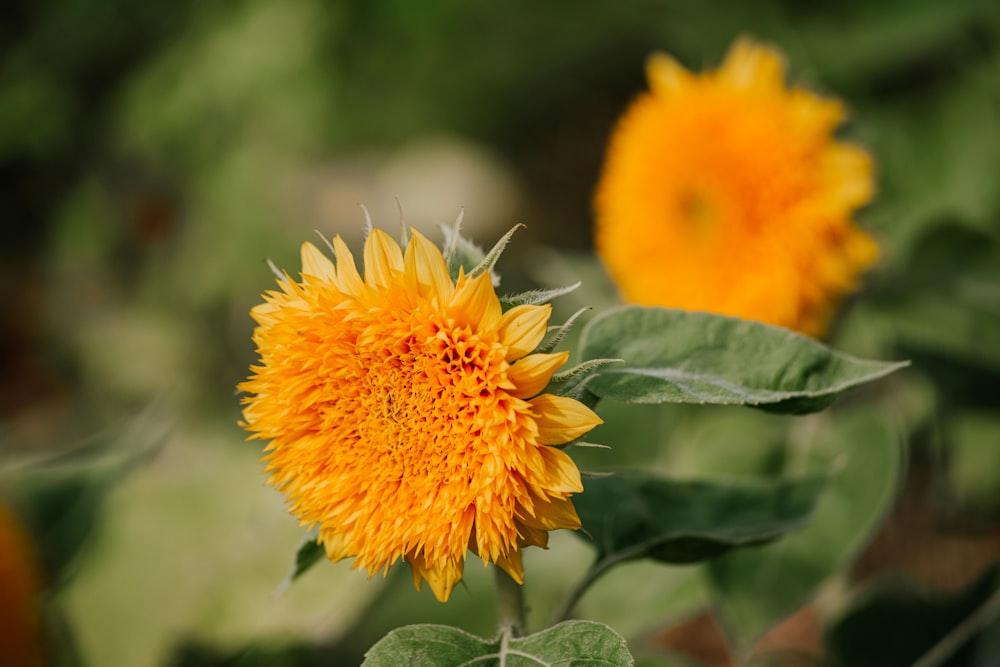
594, 37, 879, 336
240, 227, 601, 602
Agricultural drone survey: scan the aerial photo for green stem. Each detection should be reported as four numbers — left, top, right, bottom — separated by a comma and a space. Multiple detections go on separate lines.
552, 556, 619, 624
494, 566, 527, 637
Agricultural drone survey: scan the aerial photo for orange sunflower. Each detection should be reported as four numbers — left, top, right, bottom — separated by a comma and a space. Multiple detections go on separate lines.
240, 226, 601, 602
594, 37, 879, 337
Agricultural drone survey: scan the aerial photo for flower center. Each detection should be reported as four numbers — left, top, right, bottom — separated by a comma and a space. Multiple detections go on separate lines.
677, 187, 717, 237
349, 312, 507, 489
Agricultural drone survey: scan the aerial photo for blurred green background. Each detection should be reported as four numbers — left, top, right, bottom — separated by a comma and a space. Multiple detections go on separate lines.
2, 0, 999, 665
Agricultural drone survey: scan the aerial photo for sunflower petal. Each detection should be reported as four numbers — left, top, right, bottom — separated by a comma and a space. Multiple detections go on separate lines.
538, 445, 584, 495
506, 351, 569, 399
822, 144, 875, 209
300, 242, 336, 280
411, 555, 464, 603
519, 492, 581, 530
721, 37, 786, 90
530, 394, 603, 445
515, 522, 550, 550
404, 228, 454, 302
647, 52, 692, 95
364, 228, 404, 288
331, 235, 364, 297
450, 271, 502, 330
320, 530, 351, 562
493, 549, 525, 585
498, 304, 551, 361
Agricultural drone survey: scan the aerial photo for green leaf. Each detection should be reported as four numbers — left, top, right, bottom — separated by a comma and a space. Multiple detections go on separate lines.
362, 621, 634, 666
276, 531, 325, 593
574, 472, 827, 565
578, 306, 907, 413
707, 406, 904, 652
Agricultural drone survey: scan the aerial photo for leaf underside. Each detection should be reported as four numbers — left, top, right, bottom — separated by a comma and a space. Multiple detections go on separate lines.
578, 306, 908, 414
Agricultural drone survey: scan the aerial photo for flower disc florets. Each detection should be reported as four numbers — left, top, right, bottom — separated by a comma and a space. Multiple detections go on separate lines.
239, 226, 601, 601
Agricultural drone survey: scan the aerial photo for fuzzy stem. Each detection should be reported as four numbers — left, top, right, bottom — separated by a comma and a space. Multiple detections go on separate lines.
494, 566, 527, 637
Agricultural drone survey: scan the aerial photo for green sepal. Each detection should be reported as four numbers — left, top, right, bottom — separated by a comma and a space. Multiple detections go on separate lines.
440, 217, 487, 282
552, 358, 624, 400
537, 306, 591, 354
500, 281, 581, 309
470, 223, 523, 282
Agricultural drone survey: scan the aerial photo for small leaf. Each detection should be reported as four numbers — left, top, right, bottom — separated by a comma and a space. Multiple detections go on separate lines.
578, 306, 908, 413
574, 472, 826, 565
362, 620, 634, 666
276, 531, 325, 594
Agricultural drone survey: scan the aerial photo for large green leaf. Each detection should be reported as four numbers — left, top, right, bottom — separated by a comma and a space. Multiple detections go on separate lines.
574, 472, 827, 565
577, 307, 907, 413
707, 406, 903, 652
362, 621, 634, 666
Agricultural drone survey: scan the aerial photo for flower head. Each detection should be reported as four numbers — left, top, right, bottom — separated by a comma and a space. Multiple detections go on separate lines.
594, 37, 879, 336
239, 226, 601, 601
